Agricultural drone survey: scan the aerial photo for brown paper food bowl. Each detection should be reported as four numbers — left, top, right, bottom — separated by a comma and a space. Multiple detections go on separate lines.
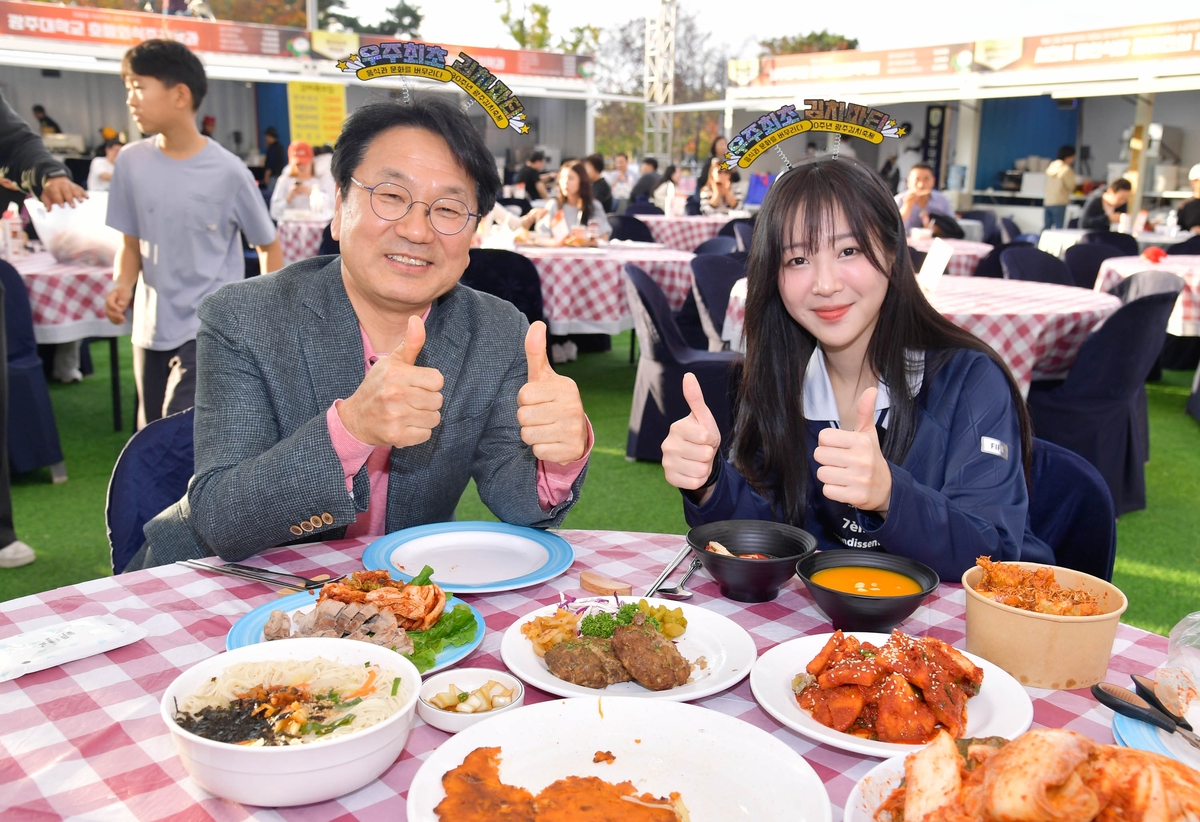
961, 562, 1127, 690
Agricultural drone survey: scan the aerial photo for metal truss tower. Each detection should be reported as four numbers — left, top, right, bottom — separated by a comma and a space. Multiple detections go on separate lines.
643, 0, 677, 163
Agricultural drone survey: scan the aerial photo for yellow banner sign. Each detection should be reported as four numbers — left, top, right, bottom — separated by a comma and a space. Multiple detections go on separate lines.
287, 82, 346, 147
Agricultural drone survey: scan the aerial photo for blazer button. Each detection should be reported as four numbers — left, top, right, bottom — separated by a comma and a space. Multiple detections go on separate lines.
321, 512, 334, 525
290, 525, 304, 536
300, 521, 314, 533
308, 515, 322, 528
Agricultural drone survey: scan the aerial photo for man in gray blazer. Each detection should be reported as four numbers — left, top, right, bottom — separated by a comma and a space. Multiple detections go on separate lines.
127, 97, 590, 569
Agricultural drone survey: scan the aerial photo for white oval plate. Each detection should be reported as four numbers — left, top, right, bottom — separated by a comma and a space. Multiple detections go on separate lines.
362, 522, 574, 593
750, 632, 1033, 757
500, 597, 757, 701
406, 696, 833, 822
844, 754, 906, 822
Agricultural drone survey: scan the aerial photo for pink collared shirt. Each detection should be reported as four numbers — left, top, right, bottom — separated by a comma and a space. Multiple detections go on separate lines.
325, 319, 592, 538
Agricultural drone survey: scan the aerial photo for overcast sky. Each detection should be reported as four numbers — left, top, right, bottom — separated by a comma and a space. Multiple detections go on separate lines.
345, 0, 1192, 58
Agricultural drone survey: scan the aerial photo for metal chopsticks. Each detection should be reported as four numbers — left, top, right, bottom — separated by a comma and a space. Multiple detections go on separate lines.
644, 543, 694, 598
176, 560, 341, 591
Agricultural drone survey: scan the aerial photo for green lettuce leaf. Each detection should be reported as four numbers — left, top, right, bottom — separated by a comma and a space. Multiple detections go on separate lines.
403, 603, 478, 673
409, 565, 436, 586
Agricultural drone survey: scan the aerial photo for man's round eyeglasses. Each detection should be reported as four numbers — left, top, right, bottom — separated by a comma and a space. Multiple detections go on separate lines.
349, 177, 481, 236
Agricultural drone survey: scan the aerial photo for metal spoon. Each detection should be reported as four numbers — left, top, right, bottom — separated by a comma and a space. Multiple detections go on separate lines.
654, 557, 702, 600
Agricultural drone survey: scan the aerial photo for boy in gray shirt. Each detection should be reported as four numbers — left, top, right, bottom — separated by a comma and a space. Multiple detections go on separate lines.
105, 39, 280, 427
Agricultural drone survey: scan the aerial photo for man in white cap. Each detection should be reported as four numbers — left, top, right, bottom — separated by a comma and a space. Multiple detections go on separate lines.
1179, 163, 1200, 235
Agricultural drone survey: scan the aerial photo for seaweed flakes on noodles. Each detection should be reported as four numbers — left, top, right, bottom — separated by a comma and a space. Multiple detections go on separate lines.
173, 657, 407, 746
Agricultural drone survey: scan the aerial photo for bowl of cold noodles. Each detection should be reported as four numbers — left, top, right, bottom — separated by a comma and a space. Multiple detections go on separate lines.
686, 520, 817, 602
795, 549, 938, 632
962, 559, 1127, 690
160, 636, 421, 807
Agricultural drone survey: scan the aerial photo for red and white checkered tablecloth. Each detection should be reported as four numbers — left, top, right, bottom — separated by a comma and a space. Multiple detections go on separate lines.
1038, 229, 1190, 259
908, 237, 994, 277
633, 215, 732, 252
0, 528, 1161, 816
519, 245, 695, 336
723, 277, 1120, 395
277, 219, 330, 267
1095, 255, 1200, 337
0, 529, 1166, 821
12, 252, 130, 345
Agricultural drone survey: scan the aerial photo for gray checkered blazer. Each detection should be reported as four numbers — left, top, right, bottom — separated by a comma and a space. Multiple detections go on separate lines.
136, 256, 586, 568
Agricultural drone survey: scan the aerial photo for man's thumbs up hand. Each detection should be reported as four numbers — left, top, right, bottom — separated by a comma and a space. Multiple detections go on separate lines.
336, 315, 445, 448
517, 321, 588, 464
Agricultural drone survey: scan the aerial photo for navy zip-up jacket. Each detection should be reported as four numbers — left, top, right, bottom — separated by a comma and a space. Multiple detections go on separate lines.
684, 349, 1054, 581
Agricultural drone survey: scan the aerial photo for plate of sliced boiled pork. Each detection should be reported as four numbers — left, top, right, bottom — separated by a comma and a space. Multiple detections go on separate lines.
225, 570, 485, 675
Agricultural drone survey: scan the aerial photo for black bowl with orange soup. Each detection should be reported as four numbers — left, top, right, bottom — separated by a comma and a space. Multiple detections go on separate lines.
795, 550, 939, 632
685, 520, 817, 602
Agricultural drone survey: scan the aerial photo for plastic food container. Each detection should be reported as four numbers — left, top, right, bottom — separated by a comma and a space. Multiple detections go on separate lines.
962, 562, 1127, 690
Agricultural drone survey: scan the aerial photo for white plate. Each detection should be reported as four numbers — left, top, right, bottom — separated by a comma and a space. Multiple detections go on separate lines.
844, 755, 906, 822
362, 522, 574, 594
750, 632, 1033, 757
406, 696, 833, 822
499, 597, 757, 701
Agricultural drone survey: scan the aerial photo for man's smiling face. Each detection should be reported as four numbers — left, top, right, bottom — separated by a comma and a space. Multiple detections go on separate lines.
332, 126, 477, 315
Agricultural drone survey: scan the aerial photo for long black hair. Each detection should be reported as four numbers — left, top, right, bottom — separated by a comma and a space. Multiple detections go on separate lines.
731, 157, 1032, 526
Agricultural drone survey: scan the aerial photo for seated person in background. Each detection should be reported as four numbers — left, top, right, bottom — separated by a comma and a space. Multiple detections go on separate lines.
522, 161, 611, 240
700, 163, 739, 215
1177, 163, 1200, 234
126, 97, 592, 570
703, 136, 741, 186
605, 152, 638, 202
895, 163, 953, 231
660, 157, 1053, 581
87, 139, 123, 191
1080, 178, 1131, 232
269, 140, 337, 219
928, 213, 965, 240
1042, 145, 1076, 230
629, 157, 660, 203
652, 165, 680, 212
515, 149, 549, 201
584, 154, 612, 213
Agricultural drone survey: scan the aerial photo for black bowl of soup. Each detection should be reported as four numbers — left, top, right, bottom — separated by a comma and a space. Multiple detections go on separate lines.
795, 550, 939, 632
686, 520, 817, 603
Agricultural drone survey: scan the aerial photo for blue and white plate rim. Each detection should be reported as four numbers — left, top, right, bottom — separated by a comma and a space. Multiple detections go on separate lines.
360, 521, 575, 593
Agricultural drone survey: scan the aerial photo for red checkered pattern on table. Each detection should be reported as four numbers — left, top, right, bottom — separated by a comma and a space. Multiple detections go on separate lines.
932, 278, 1121, 392
633, 215, 731, 252
1095, 255, 1200, 337
15, 253, 112, 327
0, 529, 1168, 821
908, 238, 994, 277
523, 247, 695, 328
277, 221, 328, 267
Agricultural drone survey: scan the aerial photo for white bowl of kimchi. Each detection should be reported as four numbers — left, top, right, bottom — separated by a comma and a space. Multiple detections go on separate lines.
160, 637, 421, 807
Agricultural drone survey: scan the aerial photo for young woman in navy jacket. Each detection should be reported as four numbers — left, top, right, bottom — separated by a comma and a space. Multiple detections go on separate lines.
661, 158, 1054, 581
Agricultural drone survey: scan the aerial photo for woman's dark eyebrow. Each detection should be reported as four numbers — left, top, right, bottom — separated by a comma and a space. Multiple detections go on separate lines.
784, 232, 855, 253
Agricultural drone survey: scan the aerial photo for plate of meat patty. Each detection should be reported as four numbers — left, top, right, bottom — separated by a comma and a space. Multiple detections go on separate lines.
499, 597, 757, 701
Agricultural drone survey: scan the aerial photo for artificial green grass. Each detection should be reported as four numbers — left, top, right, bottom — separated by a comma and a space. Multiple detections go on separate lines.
5, 333, 1200, 637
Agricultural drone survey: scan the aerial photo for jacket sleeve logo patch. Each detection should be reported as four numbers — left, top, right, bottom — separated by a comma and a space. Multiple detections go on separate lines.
980, 437, 1009, 460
